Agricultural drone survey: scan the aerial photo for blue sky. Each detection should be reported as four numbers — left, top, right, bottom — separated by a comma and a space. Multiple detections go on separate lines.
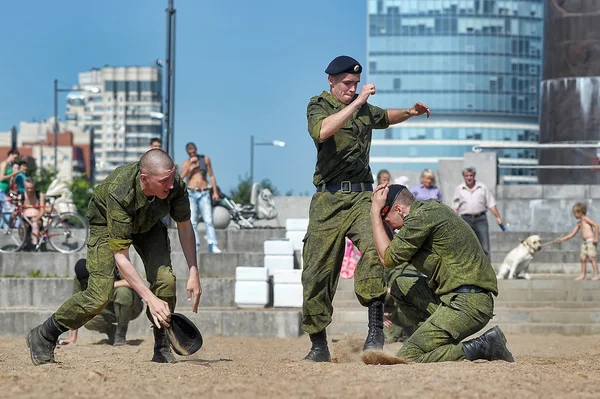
0, 0, 368, 195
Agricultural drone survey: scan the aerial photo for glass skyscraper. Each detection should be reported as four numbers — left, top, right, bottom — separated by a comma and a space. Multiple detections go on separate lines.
367, 0, 544, 184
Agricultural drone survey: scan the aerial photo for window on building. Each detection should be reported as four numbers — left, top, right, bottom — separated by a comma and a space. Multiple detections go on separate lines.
393, 78, 401, 91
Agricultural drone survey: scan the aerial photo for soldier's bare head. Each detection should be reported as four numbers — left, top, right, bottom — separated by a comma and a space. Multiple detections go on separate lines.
140, 149, 176, 199
382, 185, 415, 230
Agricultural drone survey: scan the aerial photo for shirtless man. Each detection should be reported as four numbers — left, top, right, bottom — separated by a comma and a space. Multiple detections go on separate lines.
22, 177, 46, 247
180, 142, 221, 253
556, 203, 599, 280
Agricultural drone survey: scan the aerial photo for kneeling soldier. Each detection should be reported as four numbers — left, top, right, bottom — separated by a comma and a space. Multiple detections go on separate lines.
370, 184, 514, 363
59, 259, 144, 346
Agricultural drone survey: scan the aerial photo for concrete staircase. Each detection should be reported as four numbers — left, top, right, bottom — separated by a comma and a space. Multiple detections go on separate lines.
0, 228, 304, 339
0, 228, 595, 338
330, 277, 600, 336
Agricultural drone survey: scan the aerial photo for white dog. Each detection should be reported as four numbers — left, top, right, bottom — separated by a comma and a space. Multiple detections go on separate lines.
496, 235, 542, 280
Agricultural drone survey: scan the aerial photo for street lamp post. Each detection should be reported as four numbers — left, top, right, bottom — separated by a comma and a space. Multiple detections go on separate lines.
249, 135, 286, 184
164, 0, 177, 159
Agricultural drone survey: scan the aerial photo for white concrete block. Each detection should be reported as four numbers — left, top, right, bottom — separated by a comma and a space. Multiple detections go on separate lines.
273, 270, 302, 284
273, 283, 303, 307
285, 231, 306, 251
286, 218, 309, 232
264, 239, 294, 255
264, 255, 294, 275
235, 266, 269, 282
234, 281, 269, 308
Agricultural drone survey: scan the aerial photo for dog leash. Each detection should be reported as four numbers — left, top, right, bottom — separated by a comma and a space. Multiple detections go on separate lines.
500, 223, 557, 248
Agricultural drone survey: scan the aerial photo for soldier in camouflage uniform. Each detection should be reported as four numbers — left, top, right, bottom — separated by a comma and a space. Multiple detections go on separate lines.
27, 149, 202, 365
302, 55, 431, 362
58, 259, 144, 346
370, 184, 515, 363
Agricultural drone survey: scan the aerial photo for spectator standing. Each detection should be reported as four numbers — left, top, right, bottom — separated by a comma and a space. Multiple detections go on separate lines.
410, 169, 442, 201
452, 167, 502, 259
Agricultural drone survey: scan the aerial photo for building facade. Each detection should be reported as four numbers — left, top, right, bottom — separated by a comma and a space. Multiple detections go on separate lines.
539, 1, 600, 184
367, 0, 544, 184
65, 66, 163, 182
0, 120, 91, 182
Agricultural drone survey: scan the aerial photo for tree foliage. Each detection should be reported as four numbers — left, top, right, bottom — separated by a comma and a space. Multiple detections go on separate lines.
230, 175, 281, 204
70, 176, 93, 216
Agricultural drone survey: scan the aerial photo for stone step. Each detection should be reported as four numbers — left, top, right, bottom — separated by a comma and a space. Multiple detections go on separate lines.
327, 307, 600, 336
0, 252, 271, 279
0, 307, 302, 338
334, 277, 600, 297
488, 232, 583, 252
168, 227, 286, 253
0, 277, 236, 309
490, 251, 582, 264
328, 321, 600, 337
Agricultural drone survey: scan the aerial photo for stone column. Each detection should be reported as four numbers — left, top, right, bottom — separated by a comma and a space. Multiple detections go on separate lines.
539, 0, 600, 184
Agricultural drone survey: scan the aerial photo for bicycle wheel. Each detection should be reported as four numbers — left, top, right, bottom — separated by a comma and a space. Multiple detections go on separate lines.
47, 212, 89, 253
0, 214, 28, 253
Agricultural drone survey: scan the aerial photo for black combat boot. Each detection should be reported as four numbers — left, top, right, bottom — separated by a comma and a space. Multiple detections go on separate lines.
363, 300, 385, 351
106, 323, 117, 345
303, 329, 331, 362
151, 326, 178, 363
463, 326, 515, 363
113, 323, 128, 346
26, 315, 67, 366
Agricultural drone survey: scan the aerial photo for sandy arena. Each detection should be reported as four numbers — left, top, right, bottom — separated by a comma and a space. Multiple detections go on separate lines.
1, 333, 600, 398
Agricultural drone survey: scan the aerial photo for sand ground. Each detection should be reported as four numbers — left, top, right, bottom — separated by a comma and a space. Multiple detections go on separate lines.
1, 333, 600, 399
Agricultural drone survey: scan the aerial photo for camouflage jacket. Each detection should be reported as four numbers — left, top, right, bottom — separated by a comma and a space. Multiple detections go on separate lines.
86, 162, 190, 251
384, 200, 498, 296
307, 91, 389, 186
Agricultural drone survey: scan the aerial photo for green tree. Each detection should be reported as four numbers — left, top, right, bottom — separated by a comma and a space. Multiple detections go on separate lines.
70, 176, 93, 216
258, 178, 280, 196
230, 176, 281, 204
230, 175, 252, 204
33, 167, 55, 193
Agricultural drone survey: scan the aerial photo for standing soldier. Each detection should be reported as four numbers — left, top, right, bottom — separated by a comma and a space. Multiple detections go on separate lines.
26, 149, 202, 365
302, 55, 430, 362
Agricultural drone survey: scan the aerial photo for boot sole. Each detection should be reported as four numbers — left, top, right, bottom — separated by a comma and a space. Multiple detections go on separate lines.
152, 353, 179, 364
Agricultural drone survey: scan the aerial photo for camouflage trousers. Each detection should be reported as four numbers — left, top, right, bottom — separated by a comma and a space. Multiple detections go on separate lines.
384, 264, 419, 343
84, 287, 144, 334
302, 191, 386, 335
55, 222, 177, 330
384, 294, 416, 343
390, 275, 494, 363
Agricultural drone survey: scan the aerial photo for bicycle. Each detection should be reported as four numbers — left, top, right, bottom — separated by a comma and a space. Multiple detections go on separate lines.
0, 193, 89, 254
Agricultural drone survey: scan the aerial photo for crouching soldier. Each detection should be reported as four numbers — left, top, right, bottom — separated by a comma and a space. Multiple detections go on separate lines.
59, 259, 144, 346
370, 184, 514, 363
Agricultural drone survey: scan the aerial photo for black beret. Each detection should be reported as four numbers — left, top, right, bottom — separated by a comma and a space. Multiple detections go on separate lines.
325, 55, 362, 75
380, 184, 408, 220
74, 258, 89, 282
166, 313, 203, 356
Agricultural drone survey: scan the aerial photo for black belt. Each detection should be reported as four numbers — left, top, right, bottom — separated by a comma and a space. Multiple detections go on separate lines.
453, 285, 490, 294
318, 182, 373, 193
461, 212, 486, 219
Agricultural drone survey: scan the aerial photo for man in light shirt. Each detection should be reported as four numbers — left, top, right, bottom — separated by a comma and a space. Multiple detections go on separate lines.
452, 167, 503, 259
